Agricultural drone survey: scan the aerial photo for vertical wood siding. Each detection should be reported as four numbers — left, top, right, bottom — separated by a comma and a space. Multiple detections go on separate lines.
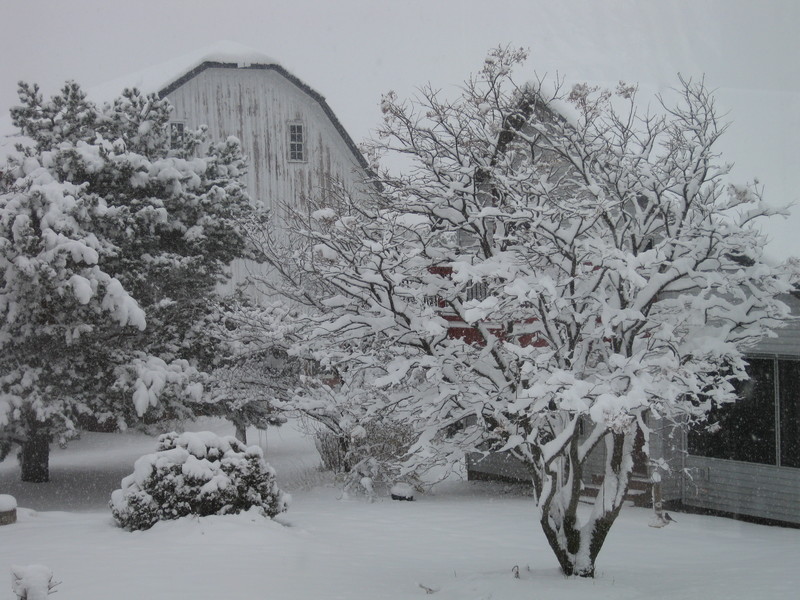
164, 66, 370, 294
166, 67, 367, 217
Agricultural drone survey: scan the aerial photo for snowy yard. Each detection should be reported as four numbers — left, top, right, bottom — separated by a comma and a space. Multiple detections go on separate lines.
1, 420, 798, 600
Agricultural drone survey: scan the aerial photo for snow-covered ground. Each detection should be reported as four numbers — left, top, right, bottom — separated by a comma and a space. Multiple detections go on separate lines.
1, 420, 798, 599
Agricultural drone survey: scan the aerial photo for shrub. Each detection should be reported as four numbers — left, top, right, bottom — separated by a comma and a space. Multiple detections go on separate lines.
314, 419, 420, 494
110, 431, 289, 530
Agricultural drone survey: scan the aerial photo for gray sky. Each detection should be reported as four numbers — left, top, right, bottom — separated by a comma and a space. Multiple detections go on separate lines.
3, 0, 799, 258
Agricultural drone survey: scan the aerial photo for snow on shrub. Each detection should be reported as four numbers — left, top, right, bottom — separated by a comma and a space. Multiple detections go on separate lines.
0, 494, 16, 512
11, 565, 59, 600
110, 431, 289, 530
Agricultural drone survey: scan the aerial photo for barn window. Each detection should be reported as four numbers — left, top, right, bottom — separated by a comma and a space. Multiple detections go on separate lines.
169, 122, 185, 149
689, 356, 800, 468
288, 122, 305, 161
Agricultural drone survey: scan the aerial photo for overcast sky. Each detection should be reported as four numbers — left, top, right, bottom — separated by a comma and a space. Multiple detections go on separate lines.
2, 0, 799, 258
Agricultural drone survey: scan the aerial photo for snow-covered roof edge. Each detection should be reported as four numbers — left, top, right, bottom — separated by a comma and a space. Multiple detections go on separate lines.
87, 41, 280, 102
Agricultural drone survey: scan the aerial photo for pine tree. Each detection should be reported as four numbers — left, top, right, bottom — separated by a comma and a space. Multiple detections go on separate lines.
0, 82, 253, 481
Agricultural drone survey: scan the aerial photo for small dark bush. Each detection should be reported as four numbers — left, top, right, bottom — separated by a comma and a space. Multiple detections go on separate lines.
314, 419, 419, 493
110, 431, 289, 531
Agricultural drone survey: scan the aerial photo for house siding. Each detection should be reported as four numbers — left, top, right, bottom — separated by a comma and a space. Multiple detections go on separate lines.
466, 452, 532, 483
683, 455, 800, 524
747, 294, 800, 355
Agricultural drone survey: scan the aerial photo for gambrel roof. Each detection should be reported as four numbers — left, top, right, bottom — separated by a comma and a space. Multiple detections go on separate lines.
89, 41, 369, 170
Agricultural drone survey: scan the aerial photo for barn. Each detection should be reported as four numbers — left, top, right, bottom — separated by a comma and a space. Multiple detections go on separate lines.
87, 41, 372, 292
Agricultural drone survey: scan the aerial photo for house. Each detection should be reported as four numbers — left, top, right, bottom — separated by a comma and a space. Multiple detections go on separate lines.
678, 292, 800, 524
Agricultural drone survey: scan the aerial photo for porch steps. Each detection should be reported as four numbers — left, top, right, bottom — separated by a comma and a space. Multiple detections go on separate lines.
581, 475, 652, 507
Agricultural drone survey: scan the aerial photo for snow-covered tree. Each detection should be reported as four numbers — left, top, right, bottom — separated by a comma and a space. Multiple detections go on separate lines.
0, 82, 253, 481
258, 48, 794, 576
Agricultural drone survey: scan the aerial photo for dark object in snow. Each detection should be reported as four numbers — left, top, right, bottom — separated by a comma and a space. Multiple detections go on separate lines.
0, 495, 17, 526
649, 482, 678, 528
390, 482, 415, 501
649, 511, 678, 528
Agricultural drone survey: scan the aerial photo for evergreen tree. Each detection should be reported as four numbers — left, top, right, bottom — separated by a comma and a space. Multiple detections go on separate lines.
0, 82, 253, 481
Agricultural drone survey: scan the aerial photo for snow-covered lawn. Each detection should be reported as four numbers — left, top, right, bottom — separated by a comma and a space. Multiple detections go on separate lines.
1, 421, 798, 599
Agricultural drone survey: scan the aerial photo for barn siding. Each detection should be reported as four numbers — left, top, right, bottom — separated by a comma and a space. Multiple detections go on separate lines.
165, 67, 367, 217
162, 65, 369, 296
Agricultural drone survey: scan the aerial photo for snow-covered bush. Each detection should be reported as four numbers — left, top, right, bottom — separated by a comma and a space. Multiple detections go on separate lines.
11, 565, 58, 600
110, 431, 288, 531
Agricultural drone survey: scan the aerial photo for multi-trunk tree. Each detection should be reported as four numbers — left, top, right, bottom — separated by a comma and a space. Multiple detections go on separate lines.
258, 48, 794, 576
0, 82, 253, 481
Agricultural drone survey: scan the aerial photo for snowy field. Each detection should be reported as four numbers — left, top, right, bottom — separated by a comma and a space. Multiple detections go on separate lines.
1, 420, 798, 600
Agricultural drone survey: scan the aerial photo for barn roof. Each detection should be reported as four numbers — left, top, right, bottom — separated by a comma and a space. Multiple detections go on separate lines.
1, 42, 369, 170
91, 41, 369, 170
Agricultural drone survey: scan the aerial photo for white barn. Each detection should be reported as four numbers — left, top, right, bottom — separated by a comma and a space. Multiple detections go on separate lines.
88, 42, 372, 291
5, 42, 371, 218
150, 44, 369, 219
0, 42, 373, 294
164, 45, 371, 292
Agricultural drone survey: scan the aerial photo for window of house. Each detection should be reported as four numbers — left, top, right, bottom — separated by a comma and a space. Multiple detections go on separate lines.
779, 360, 800, 467
688, 357, 800, 468
288, 122, 305, 161
169, 122, 185, 149
689, 358, 776, 465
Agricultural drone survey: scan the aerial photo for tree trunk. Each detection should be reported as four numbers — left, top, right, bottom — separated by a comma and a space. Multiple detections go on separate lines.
233, 419, 248, 444
538, 430, 635, 578
20, 432, 50, 483
338, 435, 352, 473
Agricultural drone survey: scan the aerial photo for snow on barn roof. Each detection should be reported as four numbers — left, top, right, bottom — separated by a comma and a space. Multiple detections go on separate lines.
1, 41, 274, 140
87, 41, 281, 101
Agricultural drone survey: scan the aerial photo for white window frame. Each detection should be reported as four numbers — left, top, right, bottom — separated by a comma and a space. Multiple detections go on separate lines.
288, 121, 306, 162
